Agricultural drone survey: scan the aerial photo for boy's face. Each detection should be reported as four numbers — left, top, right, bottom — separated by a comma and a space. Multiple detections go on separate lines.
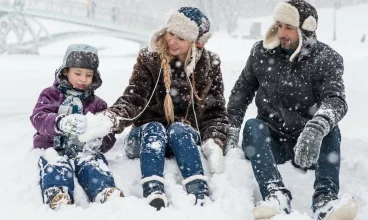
64, 67, 94, 90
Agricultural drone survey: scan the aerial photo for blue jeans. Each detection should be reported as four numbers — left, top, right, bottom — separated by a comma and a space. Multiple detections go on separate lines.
242, 119, 340, 201
39, 152, 116, 202
126, 122, 204, 179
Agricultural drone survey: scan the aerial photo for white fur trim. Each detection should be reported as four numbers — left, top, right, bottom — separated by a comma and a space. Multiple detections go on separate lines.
140, 175, 165, 185
263, 22, 280, 49
289, 28, 303, 62
197, 32, 211, 45
273, 2, 299, 27
149, 27, 167, 52
182, 175, 208, 185
185, 43, 197, 76
302, 16, 317, 32
166, 11, 199, 43
146, 192, 168, 207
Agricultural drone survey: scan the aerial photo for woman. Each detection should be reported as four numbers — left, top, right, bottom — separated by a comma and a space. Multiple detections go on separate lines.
85, 7, 228, 210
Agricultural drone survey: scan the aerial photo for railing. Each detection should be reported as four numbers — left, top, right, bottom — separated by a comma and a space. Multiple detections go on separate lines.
0, 0, 159, 30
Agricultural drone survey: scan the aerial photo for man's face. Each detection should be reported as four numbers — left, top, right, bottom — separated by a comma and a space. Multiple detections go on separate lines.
277, 21, 299, 50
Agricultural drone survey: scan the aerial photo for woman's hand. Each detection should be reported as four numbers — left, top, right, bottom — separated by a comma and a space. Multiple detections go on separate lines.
78, 112, 114, 143
202, 139, 224, 174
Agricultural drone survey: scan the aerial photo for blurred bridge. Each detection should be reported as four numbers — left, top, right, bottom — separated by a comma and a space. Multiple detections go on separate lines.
0, 1, 156, 54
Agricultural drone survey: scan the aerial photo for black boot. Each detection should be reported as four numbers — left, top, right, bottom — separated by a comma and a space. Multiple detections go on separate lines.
184, 176, 210, 206
141, 176, 167, 210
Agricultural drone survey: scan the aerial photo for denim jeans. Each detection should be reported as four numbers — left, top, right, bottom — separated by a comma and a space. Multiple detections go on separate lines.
242, 118, 340, 201
39, 152, 116, 202
126, 121, 204, 179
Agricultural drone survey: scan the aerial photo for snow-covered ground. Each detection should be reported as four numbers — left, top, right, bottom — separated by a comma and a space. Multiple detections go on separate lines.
0, 3, 367, 220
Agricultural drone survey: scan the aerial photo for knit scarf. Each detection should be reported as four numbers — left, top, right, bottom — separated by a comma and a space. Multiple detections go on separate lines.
53, 86, 92, 157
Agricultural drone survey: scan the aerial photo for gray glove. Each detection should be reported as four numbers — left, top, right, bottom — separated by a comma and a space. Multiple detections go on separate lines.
294, 116, 330, 168
58, 114, 87, 135
226, 126, 241, 149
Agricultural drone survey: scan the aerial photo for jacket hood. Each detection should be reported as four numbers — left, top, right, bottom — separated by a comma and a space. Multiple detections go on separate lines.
54, 44, 102, 92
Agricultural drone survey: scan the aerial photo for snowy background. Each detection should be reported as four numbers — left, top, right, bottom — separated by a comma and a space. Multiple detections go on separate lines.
0, 2, 367, 220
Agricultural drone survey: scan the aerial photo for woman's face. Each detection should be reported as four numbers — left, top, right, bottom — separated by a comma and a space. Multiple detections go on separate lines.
166, 32, 191, 62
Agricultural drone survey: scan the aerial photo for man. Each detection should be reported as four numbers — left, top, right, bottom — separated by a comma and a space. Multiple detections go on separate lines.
226, 0, 358, 219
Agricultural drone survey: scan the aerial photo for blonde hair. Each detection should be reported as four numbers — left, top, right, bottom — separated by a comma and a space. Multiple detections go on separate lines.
157, 34, 197, 124
158, 35, 175, 124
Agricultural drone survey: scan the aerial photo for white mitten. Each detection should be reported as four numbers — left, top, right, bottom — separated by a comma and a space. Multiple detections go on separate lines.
58, 114, 87, 135
202, 139, 224, 174
78, 112, 113, 143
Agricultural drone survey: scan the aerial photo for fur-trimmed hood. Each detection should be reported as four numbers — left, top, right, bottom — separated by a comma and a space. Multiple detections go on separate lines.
264, 0, 318, 62
54, 44, 102, 92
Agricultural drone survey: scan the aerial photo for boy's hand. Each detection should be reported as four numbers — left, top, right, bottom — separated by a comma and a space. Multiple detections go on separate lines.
58, 114, 87, 135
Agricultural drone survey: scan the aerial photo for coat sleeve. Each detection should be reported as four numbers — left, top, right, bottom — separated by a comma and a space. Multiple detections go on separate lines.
314, 50, 347, 129
199, 54, 228, 151
30, 87, 62, 136
108, 50, 154, 133
227, 44, 259, 129
93, 98, 117, 153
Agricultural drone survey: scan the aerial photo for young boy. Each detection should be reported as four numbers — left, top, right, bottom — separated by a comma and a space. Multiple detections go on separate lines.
30, 44, 123, 210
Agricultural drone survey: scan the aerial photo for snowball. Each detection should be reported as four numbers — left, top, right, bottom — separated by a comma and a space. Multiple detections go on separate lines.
78, 112, 113, 143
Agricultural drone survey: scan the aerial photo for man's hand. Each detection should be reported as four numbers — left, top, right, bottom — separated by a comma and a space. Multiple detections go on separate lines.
294, 116, 330, 168
226, 126, 240, 149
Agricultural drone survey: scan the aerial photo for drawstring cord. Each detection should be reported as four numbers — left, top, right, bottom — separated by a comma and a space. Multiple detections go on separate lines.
115, 66, 202, 145
186, 73, 202, 145
117, 67, 162, 121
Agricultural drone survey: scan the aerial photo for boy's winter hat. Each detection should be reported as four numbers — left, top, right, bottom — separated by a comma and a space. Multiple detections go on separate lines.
56, 44, 102, 91
263, 0, 318, 61
62, 44, 99, 71
150, 7, 211, 51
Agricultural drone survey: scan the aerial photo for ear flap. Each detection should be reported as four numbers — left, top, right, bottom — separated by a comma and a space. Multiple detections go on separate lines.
149, 27, 168, 52
301, 16, 317, 32
197, 32, 211, 46
263, 22, 280, 49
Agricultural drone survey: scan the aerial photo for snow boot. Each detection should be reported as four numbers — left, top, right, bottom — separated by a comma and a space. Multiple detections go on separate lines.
183, 175, 210, 206
44, 186, 72, 210
253, 191, 292, 220
141, 176, 168, 211
313, 193, 358, 220
94, 187, 124, 203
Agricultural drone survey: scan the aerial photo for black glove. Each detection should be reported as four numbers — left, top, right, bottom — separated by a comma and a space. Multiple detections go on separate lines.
83, 138, 103, 153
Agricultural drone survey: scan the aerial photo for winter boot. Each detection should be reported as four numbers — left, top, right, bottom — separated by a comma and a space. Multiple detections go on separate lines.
183, 175, 210, 206
141, 176, 168, 211
313, 193, 358, 220
94, 187, 124, 203
253, 191, 292, 220
44, 186, 72, 210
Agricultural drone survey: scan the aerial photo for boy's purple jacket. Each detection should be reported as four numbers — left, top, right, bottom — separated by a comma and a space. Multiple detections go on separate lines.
30, 86, 116, 153
30, 44, 115, 153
